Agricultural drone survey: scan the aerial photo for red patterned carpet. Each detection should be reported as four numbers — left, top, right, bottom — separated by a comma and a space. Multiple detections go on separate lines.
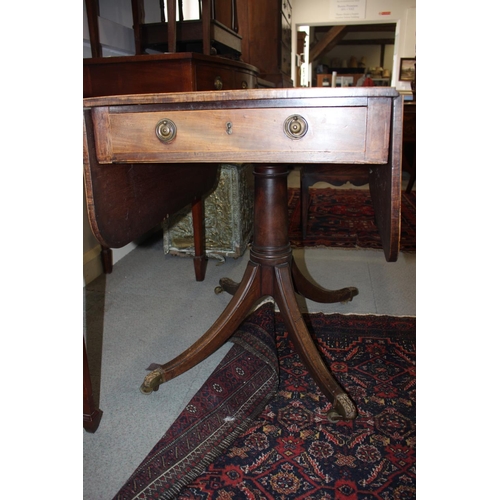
288, 188, 416, 253
113, 303, 416, 499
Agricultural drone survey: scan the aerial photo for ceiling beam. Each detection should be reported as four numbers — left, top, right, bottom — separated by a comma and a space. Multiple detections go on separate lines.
309, 25, 348, 62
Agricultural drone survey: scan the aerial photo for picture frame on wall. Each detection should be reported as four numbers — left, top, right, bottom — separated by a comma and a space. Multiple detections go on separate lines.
399, 58, 416, 81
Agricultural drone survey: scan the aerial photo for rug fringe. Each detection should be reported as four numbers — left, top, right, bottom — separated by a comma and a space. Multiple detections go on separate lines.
156, 374, 278, 500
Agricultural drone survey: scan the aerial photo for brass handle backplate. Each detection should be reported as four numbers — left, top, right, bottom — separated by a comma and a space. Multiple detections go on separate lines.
283, 114, 308, 140
155, 118, 177, 143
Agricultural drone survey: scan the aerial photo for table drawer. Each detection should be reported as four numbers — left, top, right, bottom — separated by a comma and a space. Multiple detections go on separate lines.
195, 65, 235, 91
234, 70, 256, 90
91, 100, 391, 165
195, 64, 256, 91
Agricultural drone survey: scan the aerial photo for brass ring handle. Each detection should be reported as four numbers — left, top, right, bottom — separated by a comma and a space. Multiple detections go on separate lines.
155, 118, 177, 143
241, 80, 248, 89
283, 114, 308, 140
214, 76, 223, 90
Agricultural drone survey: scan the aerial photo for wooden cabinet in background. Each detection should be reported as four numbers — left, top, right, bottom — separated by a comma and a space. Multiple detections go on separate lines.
237, 0, 293, 88
83, 52, 259, 97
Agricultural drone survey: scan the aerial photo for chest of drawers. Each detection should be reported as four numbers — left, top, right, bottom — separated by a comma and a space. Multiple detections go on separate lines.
83, 52, 259, 98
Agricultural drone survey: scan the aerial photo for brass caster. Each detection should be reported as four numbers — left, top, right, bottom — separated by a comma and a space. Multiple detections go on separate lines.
327, 410, 344, 423
217, 278, 240, 296
327, 393, 358, 422
140, 384, 159, 395
341, 287, 359, 304
215, 278, 240, 295
140, 368, 164, 395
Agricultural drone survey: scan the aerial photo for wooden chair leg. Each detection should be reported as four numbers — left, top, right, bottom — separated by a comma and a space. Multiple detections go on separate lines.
85, 0, 102, 57
83, 338, 103, 432
192, 197, 208, 282
131, 0, 145, 54
101, 246, 113, 274
166, 0, 177, 52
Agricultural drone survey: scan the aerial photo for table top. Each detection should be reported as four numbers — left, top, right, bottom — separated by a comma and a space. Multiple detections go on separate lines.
84, 85, 403, 261
84, 87, 401, 166
83, 87, 400, 108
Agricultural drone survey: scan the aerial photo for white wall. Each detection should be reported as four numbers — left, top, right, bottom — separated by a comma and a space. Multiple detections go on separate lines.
291, 0, 416, 89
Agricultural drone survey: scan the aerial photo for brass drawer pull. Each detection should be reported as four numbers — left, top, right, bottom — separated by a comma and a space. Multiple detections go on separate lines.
155, 118, 177, 143
241, 80, 248, 89
283, 114, 308, 140
214, 76, 223, 90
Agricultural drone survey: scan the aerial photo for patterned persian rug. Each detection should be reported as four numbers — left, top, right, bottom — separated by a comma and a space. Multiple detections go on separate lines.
114, 302, 416, 499
288, 188, 416, 253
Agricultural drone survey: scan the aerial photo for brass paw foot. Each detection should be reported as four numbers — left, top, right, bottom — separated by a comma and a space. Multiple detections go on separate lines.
214, 277, 241, 296
140, 368, 164, 394
341, 287, 360, 304
327, 393, 358, 422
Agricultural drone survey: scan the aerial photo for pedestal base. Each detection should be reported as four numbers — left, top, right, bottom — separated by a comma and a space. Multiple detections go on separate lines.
142, 166, 360, 421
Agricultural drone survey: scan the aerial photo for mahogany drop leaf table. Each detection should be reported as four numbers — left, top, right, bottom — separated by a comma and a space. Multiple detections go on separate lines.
83, 88, 403, 425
